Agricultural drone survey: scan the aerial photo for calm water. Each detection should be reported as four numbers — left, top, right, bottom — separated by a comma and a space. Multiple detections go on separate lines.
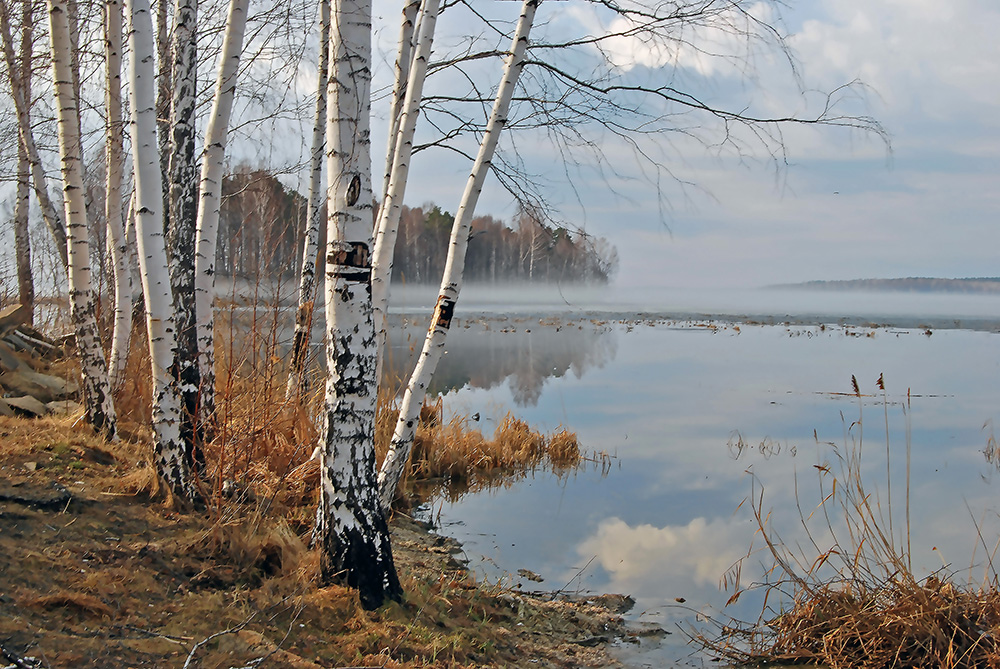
386, 287, 1000, 667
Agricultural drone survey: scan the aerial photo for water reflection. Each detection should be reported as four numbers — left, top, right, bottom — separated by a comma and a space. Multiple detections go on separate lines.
427, 319, 1000, 667
384, 315, 618, 406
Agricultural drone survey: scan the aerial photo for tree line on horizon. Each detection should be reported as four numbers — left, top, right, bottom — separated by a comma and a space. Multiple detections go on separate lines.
214, 168, 618, 285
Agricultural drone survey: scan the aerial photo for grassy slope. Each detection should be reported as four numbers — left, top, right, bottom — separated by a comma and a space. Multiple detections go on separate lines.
0, 416, 629, 668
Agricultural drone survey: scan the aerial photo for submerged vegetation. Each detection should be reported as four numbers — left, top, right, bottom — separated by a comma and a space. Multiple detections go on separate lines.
699, 376, 1000, 668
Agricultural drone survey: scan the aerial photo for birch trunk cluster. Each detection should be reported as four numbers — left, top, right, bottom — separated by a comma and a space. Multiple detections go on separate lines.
377, 0, 538, 510
125, 0, 200, 502
47, 0, 118, 439
314, 0, 402, 609
167, 0, 203, 470
371, 0, 439, 382
286, 0, 331, 400
193, 0, 250, 433
105, 0, 131, 389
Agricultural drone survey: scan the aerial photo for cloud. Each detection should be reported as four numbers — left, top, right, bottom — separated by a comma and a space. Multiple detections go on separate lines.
576, 516, 755, 597
563, 2, 781, 77
789, 0, 1000, 127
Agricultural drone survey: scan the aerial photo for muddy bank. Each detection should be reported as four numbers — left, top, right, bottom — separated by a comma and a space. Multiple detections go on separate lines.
0, 416, 639, 668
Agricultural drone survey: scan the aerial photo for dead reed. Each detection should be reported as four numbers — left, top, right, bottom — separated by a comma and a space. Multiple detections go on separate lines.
699, 376, 1000, 669
107, 298, 591, 515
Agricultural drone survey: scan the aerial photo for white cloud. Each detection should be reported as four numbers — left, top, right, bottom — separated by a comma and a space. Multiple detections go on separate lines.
565, 1, 780, 76
577, 516, 755, 596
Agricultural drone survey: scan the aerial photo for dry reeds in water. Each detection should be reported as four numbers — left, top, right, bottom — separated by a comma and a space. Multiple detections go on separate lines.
699, 376, 1000, 669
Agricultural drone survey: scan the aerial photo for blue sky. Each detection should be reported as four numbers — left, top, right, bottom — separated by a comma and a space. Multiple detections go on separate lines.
365, 0, 1000, 289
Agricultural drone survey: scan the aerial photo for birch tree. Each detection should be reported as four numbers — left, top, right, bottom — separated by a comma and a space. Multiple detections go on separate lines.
12, 0, 32, 317
377, 0, 537, 510
285, 0, 330, 400
379, 0, 419, 204
105, 0, 131, 387
314, 0, 401, 610
192, 0, 250, 430
126, 0, 201, 504
370, 0, 439, 381
47, 0, 117, 439
167, 0, 203, 469
0, 0, 68, 272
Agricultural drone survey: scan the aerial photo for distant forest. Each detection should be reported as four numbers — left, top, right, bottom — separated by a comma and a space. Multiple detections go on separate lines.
216, 169, 618, 285
773, 278, 1000, 293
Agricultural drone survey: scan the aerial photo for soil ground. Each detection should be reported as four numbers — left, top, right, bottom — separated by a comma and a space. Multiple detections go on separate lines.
0, 416, 637, 668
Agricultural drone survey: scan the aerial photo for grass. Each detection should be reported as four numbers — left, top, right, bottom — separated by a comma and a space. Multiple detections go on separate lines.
697, 376, 1000, 668
0, 416, 624, 667
0, 297, 626, 667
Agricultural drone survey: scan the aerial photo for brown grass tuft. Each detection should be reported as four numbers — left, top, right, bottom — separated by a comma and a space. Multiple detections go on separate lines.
698, 378, 1000, 669
21, 591, 116, 618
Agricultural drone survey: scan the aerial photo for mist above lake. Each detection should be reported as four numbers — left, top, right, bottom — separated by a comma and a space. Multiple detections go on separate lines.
389, 283, 1000, 331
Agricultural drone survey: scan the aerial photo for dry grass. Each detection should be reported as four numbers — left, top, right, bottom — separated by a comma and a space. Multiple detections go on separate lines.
698, 376, 1000, 669
0, 414, 624, 668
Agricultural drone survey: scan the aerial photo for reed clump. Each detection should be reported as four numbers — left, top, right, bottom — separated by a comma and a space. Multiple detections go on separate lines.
108, 309, 589, 512
700, 376, 1000, 669
407, 410, 582, 483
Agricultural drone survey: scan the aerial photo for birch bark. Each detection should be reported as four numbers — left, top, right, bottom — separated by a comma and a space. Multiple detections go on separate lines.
105, 0, 131, 388
167, 0, 202, 469
155, 0, 170, 208
126, 0, 200, 503
315, 0, 401, 610
371, 0, 438, 382
14, 133, 33, 316
193, 0, 250, 430
0, 0, 68, 271
13, 0, 32, 318
377, 0, 537, 511
47, 0, 117, 439
379, 0, 419, 203
285, 0, 330, 400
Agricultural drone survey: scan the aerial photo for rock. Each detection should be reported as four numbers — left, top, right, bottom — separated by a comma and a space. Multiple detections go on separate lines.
0, 340, 23, 372
46, 400, 82, 415
0, 397, 13, 417
0, 304, 30, 336
19, 370, 77, 399
0, 370, 57, 403
4, 395, 50, 416
14, 325, 63, 358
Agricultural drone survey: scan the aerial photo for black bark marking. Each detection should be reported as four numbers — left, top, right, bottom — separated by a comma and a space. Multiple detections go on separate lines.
432, 295, 455, 331
327, 242, 371, 283
345, 173, 361, 206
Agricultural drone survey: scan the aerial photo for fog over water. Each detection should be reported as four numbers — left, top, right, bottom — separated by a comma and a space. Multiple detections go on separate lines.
390, 283, 1000, 330
386, 286, 1000, 667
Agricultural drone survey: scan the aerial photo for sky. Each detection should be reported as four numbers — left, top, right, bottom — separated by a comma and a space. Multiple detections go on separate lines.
364, 0, 1000, 290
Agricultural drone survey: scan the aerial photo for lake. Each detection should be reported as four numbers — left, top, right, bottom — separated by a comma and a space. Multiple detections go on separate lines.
385, 285, 1000, 667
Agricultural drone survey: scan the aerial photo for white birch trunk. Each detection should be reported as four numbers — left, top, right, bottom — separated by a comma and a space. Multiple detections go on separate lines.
315, 0, 401, 610
167, 0, 202, 466
155, 0, 170, 210
285, 0, 330, 400
193, 0, 249, 430
47, 0, 117, 439
377, 0, 537, 511
13, 0, 32, 317
380, 0, 419, 203
371, 0, 438, 383
106, 0, 131, 388
0, 0, 68, 271
126, 0, 200, 503
15, 131, 33, 315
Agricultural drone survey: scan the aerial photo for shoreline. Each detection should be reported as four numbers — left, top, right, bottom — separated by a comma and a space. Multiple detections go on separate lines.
0, 415, 644, 668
